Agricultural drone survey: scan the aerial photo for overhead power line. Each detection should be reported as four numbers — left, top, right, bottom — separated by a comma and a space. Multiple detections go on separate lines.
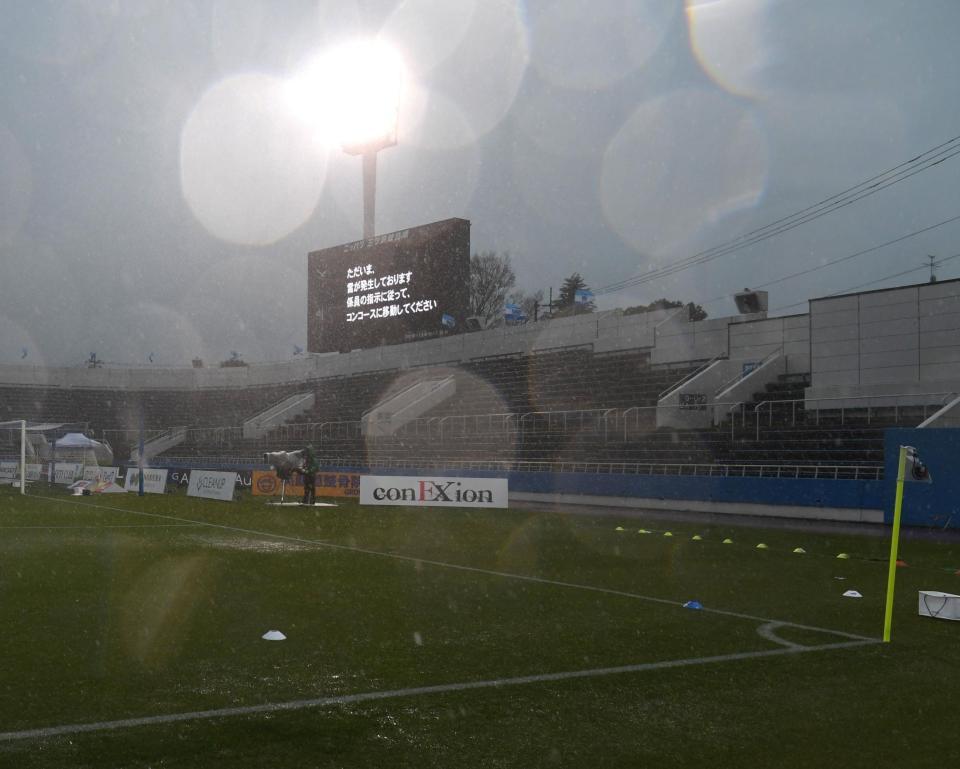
698, 211, 960, 309
770, 253, 960, 313
596, 133, 960, 296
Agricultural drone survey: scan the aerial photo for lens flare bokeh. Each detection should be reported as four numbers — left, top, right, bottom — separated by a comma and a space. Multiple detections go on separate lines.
686, 0, 773, 99
180, 74, 328, 246
601, 88, 768, 258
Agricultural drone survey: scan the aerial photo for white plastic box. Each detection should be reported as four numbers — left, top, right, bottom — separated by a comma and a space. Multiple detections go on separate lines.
918, 591, 960, 621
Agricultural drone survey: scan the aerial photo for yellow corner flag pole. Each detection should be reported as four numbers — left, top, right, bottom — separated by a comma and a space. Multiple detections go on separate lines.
882, 445, 908, 642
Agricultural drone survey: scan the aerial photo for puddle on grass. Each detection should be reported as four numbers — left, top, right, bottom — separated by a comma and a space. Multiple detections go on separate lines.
182, 534, 317, 554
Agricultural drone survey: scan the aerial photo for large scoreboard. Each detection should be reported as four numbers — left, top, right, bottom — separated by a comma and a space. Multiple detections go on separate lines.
307, 218, 471, 354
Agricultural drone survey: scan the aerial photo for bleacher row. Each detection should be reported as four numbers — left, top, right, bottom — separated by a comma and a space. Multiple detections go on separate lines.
0, 346, 925, 474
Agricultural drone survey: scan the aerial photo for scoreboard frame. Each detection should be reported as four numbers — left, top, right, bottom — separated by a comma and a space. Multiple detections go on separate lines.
307, 218, 471, 354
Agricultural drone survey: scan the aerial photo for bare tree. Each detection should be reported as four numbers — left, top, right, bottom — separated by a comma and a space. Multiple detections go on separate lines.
508, 288, 543, 321
470, 251, 516, 324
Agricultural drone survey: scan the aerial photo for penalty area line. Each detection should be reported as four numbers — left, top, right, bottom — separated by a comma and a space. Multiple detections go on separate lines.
0, 638, 878, 742
33, 495, 876, 643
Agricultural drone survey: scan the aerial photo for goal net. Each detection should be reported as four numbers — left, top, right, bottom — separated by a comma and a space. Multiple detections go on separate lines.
0, 420, 29, 493
0, 421, 113, 493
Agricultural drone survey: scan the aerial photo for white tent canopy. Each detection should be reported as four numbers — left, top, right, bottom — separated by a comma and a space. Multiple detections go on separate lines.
54, 432, 104, 449
52, 432, 114, 465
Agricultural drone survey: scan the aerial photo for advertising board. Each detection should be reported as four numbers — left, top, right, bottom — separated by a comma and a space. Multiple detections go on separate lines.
124, 467, 168, 494
187, 470, 238, 501
252, 470, 360, 497
52, 463, 83, 484
360, 475, 508, 508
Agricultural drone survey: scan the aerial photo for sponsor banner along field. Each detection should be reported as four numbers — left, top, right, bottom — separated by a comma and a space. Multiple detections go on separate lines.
187, 470, 238, 501
252, 470, 360, 497
123, 467, 168, 494
51, 462, 83, 484
360, 475, 508, 507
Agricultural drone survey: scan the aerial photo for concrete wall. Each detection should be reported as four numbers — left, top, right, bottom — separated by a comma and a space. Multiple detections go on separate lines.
0, 308, 670, 392
712, 352, 786, 425
650, 312, 730, 365
656, 353, 787, 428
361, 376, 455, 436
657, 359, 734, 429
729, 314, 809, 373
807, 279, 960, 407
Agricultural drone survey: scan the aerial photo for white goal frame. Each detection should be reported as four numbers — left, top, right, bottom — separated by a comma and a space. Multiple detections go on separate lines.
0, 420, 27, 495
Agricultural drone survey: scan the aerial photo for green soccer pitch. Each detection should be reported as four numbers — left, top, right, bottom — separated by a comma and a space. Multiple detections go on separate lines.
0, 485, 957, 768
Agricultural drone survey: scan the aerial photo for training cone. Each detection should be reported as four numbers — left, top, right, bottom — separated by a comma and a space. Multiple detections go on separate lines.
615, 526, 626, 531
691, 535, 703, 541
663, 531, 673, 537
637, 529, 651, 534
756, 543, 768, 550
262, 630, 286, 641
793, 547, 806, 554
722, 538, 733, 544
836, 553, 850, 560
842, 590, 862, 599
896, 559, 908, 567
683, 600, 703, 610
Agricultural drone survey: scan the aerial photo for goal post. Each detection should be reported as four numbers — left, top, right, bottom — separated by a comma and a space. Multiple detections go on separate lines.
0, 419, 28, 495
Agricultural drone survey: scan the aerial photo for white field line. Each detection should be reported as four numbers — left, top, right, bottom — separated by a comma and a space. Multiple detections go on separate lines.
0, 638, 878, 743
35, 495, 876, 642
755, 622, 805, 650
0, 524, 201, 530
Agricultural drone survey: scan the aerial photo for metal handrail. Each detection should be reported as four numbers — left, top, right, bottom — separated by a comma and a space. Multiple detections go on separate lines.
713, 348, 781, 397
657, 356, 721, 400
145, 454, 884, 482
727, 402, 744, 440
755, 390, 959, 439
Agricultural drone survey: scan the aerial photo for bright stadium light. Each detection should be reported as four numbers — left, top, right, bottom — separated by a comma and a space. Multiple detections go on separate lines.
286, 39, 406, 240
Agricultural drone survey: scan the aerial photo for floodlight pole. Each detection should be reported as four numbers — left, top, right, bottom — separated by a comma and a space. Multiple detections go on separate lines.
344, 130, 397, 242
362, 150, 377, 241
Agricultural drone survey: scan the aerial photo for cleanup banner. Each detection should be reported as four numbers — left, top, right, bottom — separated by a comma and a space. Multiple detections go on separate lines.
252, 470, 360, 497
82, 466, 119, 483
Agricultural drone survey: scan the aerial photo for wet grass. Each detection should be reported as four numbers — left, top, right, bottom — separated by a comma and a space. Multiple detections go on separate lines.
0, 486, 957, 768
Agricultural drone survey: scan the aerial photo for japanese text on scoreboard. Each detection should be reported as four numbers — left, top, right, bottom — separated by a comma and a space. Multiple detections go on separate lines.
307, 218, 470, 354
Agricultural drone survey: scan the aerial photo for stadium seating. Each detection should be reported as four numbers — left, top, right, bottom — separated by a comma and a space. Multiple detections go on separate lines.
0, 344, 945, 476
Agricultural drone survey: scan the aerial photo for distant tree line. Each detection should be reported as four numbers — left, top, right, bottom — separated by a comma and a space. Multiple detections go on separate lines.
468, 252, 707, 326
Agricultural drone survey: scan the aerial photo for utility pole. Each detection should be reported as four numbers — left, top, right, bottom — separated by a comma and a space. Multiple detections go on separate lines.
926, 255, 938, 283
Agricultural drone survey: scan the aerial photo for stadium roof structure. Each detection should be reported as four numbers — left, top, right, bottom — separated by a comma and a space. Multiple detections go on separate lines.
810, 274, 960, 302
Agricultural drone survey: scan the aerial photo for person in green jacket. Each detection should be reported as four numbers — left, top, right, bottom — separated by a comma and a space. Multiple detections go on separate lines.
300, 445, 318, 505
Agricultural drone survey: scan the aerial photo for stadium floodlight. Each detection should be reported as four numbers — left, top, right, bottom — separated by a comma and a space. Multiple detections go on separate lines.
285, 39, 405, 240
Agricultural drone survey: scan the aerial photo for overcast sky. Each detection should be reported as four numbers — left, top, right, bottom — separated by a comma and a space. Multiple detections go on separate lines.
2, 0, 959, 367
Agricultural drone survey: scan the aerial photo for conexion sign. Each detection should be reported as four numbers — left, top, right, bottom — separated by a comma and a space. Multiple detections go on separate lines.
360, 475, 508, 508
